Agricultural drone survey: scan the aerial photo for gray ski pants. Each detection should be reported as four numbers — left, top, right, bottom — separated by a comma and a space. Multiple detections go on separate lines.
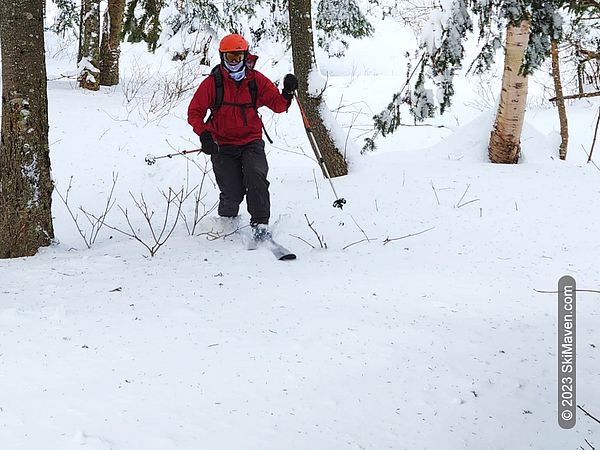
211, 139, 270, 225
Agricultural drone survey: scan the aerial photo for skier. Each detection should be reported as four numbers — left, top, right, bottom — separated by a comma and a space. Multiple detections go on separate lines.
187, 33, 298, 241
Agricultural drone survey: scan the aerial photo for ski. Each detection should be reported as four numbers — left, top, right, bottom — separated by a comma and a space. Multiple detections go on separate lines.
246, 235, 296, 260
264, 238, 296, 260
246, 236, 259, 251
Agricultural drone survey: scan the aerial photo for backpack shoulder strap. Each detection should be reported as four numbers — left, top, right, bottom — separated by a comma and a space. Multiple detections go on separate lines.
248, 77, 257, 110
205, 65, 223, 124
211, 65, 224, 111
247, 73, 273, 144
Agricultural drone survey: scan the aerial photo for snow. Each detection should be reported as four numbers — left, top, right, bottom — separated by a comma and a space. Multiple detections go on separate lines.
1, 8, 600, 450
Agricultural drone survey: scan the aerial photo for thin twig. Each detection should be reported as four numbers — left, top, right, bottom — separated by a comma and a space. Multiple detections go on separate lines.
57, 174, 119, 249
200, 225, 245, 241
335, 93, 344, 120
431, 181, 440, 205
455, 184, 480, 208
581, 144, 600, 172
80, 172, 118, 244
304, 214, 326, 249
533, 289, 600, 294
343, 238, 378, 250
457, 198, 480, 208
383, 227, 435, 245
456, 184, 470, 207
588, 106, 600, 163
350, 215, 372, 243
290, 234, 316, 249
47, 73, 78, 81
396, 122, 450, 129
331, 100, 371, 113
578, 405, 600, 425
55, 177, 90, 248
344, 109, 360, 159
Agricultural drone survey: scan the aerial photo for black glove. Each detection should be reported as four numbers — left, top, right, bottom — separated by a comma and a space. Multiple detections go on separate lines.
282, 74, 298, 100
200, 131, 219, 155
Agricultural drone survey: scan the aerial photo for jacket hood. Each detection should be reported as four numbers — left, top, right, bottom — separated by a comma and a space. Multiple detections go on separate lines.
245, 53, 258, 70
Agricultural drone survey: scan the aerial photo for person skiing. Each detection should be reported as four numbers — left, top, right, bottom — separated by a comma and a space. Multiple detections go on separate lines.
187, 33, 298, 240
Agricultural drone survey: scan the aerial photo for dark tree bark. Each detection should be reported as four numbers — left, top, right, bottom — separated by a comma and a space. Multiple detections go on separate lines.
0, 0, 54, 258
100, 0, 126, 86
288, 0, 348, 177
551, 39, 569, 160
78, 0, 101, 90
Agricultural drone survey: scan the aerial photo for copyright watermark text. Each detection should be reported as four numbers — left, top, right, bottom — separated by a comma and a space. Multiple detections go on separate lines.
558, 275, 576, 429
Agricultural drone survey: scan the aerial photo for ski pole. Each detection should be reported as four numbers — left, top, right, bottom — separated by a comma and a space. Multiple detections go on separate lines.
145, 148, 203, 165
294, 95, 347, 209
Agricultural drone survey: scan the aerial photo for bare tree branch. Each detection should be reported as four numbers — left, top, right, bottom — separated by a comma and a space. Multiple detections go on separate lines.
290, 233, 316, 249
304, 214, 326, 249
549, 90, 600, 102
383, 227, 435, 245
578, 405, 600, 425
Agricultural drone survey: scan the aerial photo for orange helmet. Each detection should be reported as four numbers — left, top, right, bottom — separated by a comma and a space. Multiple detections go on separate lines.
219, 34, 249, 53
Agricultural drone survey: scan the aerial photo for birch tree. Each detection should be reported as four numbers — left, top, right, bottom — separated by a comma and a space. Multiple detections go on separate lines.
0, 0, 54, 257
488, 18, 531, 163
372, 0, 566, 163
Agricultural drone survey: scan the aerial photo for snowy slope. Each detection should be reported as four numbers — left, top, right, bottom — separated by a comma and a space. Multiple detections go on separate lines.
1, 15, 600, 450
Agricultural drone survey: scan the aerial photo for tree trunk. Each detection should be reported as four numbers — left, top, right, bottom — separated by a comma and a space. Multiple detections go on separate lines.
576, 43, 585, 95
99, 0, 126, 86
0, 0, 54, 258
288, 0, 348, 177
489, 19, 531, 164
78, 0, 101, 90
551, 39, 569, 160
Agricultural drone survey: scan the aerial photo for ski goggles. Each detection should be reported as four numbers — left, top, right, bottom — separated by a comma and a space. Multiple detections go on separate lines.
223, 51, 246, 63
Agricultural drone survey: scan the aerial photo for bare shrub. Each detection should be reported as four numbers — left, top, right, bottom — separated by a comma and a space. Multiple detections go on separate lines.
169, 150, 219, 235
121, 55, 205, 124
55, 173, 118, 248
97, 188, 187, 257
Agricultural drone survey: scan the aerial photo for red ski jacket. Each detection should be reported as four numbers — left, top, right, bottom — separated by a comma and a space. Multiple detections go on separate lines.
187, 63, 291, 146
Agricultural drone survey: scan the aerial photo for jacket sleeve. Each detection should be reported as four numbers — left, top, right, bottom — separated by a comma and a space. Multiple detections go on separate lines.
255, 71, 292, 113
187, 77, 215, 136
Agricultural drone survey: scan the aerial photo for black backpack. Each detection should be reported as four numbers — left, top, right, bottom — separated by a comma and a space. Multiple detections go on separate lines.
207, 65, 273, 144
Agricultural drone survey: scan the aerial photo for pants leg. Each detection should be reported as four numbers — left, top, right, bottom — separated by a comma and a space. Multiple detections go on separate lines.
241, 140, 270, 225
211, 147, 244, 217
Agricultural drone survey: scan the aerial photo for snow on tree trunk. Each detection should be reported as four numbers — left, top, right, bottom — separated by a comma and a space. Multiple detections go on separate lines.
288, 0, 348, 177
78, 0, 101, 90
489, 19, 531, 164
99, 0, 126, 86
551, 39, 569, 160
0, 0, 54, 258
